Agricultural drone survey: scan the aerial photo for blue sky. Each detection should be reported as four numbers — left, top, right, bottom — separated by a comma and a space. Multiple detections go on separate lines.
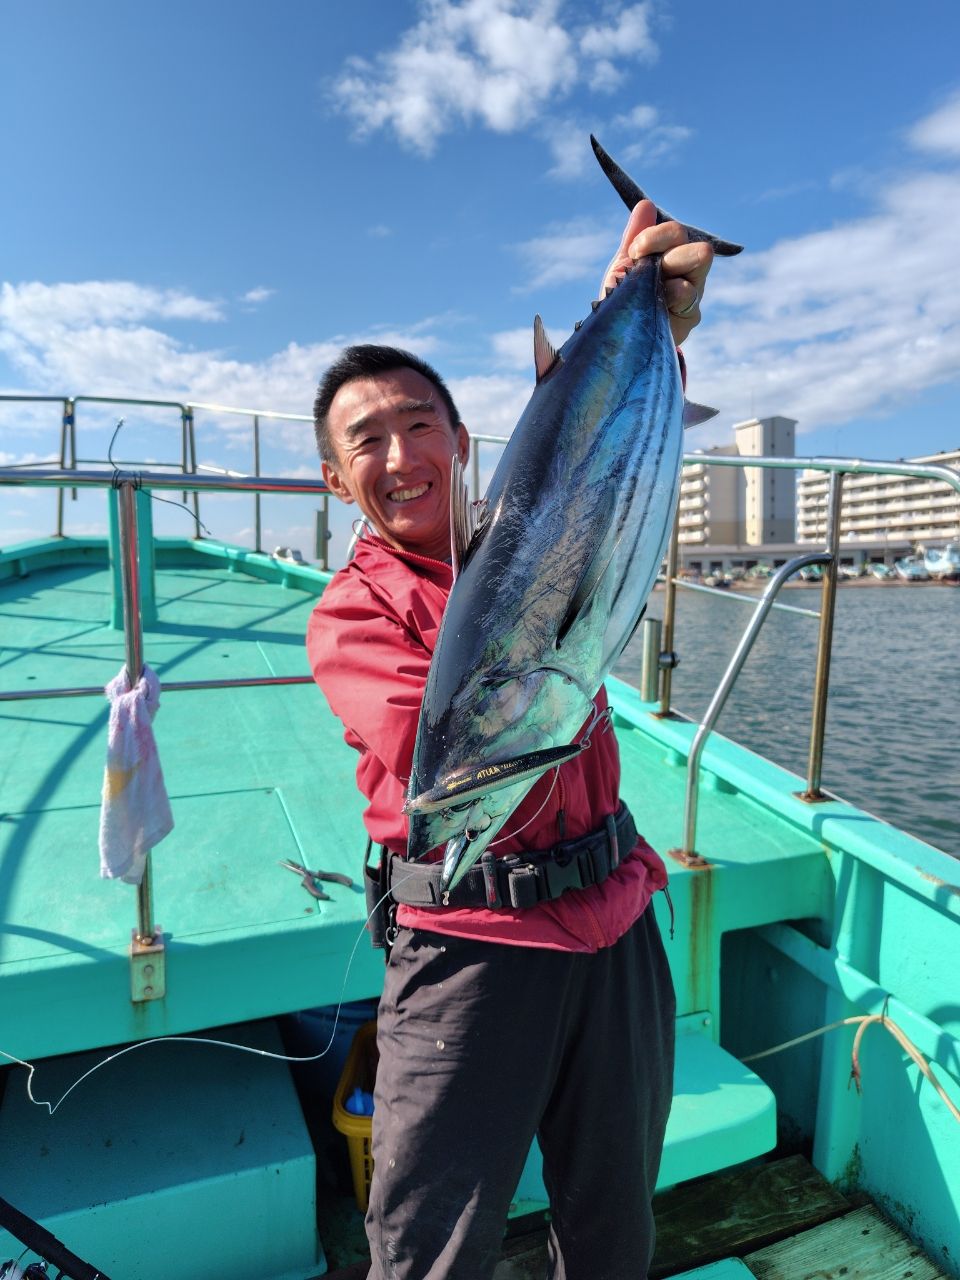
2, 0, 959, 556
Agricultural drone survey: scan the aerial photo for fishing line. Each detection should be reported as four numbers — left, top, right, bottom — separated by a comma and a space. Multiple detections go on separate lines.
488, 704, 612, 847
489, 768, 559, 847
107, 418, 212, 536
0, 873, 417, 1118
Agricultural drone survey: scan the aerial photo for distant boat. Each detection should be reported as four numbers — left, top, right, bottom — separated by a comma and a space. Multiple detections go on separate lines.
867, 562, 894, 580
923, 541, 960, 580
894, 555, 930, 581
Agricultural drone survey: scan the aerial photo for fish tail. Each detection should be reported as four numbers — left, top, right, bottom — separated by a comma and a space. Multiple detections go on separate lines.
590, 135, 742, 257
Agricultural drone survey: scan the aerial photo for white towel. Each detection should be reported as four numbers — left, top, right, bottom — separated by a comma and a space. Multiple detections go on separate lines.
99, 664, 174, 884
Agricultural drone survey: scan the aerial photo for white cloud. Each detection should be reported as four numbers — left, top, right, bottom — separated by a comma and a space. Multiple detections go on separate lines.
511, 216, 613, 291
908, 88, 960, 156
241, 286, 275, 304
684, 161, 960, 431
329, 0, 658, 155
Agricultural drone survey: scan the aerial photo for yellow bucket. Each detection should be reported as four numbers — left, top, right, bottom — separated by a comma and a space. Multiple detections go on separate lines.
331, 1019, 379, 1211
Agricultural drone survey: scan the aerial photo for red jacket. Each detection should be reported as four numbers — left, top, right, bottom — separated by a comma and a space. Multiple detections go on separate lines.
307, 534, 667, 952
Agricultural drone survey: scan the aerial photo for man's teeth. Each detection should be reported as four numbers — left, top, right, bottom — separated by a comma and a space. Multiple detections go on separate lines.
390, 483, 429, 503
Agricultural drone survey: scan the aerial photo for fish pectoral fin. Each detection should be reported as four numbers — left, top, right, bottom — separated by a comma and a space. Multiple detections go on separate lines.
590, 135, 743, 257
449, 457, 487, 579
533, 314, 563, 382
682, 399, 719, 428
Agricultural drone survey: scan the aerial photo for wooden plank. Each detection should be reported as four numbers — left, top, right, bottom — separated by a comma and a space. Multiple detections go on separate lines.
323, 1156, 854, 1279
744, 1204, 949, 1280
651, 1155, 850, 1277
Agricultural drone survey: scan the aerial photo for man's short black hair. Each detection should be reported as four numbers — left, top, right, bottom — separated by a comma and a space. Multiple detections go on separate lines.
313, 344, 463, 464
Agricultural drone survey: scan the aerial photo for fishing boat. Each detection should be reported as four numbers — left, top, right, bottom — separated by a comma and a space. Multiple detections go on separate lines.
894, 554, 930, 581
923, 542, 960, 581
1, 400, 958, 1280
867, 562, 894, 580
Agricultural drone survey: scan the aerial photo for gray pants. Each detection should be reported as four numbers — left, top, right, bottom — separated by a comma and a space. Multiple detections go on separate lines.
366, 905, 675, 1280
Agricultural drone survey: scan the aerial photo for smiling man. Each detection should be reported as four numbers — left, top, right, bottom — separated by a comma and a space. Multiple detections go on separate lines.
307, 202, 714, 1280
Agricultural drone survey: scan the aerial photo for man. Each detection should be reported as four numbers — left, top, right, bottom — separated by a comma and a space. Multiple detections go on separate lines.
308, 200, 714, 1279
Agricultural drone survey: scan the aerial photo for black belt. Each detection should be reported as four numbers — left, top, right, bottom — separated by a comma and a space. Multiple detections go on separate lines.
387, 803, 637, 911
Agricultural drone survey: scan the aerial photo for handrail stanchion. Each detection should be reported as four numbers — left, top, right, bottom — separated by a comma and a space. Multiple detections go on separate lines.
253, 414, 262, 553
180, 408, 190, 504
116, 479, 158, 955
803, 472, 844, 800
671, 550, 832, 862
315, 495, 330, 572
57, 398, 74, 536
658, 509, 681, 716
186, 407, 200, 537
472, 442, 481, 504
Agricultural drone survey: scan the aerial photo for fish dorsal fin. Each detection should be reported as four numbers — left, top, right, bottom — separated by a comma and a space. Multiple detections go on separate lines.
590, 135, 743, 257
557, 487, 618, 646
449, 456, 487, 580
533, 314, 562, 382
682, 399, 719, 428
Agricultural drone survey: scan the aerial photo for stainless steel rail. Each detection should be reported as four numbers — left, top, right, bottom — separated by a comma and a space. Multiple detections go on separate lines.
661, 452, 960, 857
0, 464, 327, 985
0, 675, 316, 703
0, 466, 328, 495
670, 551, 832, 862
0, 393, 317, 540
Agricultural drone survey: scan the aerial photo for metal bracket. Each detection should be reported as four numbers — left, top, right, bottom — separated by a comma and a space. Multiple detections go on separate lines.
130, 926, 166, 1002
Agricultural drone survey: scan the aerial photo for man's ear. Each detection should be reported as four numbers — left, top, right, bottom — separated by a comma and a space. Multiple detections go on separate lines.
322, 460, 355, 505
457, 423, 470, 466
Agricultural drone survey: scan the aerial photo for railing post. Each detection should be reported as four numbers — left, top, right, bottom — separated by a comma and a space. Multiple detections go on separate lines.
253, 414, 262, 553
803, 472, 844, 800
472, 442, 481, 504
186, 407, 201, 537
116, 480, 163, 984
639, 618, 662, 703
56, 398, 75, 535
315, 495, 330, 571
180, 408, 190, 504
658, 508, 681, 715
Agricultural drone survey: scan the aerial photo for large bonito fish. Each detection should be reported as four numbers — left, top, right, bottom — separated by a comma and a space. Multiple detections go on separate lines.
404, 138, 741, 890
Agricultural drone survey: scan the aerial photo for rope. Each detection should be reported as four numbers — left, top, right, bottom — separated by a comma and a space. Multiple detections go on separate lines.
742, 1002, 960, 1125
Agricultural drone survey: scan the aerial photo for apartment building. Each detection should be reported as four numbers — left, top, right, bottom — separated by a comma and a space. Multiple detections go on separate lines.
679, 415, 797, 549
796, 448, 960, 552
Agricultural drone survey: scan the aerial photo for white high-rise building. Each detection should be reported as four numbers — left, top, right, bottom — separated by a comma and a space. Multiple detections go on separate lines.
796, 448, 960, 548
678, 416, 797, 549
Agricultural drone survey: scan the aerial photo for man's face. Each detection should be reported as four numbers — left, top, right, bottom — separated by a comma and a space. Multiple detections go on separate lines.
322, 367, 469, 561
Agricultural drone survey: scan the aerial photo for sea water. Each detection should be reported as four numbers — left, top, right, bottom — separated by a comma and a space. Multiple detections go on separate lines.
615, 584, 959, 856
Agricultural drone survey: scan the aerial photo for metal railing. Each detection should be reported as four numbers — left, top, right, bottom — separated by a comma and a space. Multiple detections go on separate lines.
0, 394, 330, 564
0, 463, 331, 994
659, 454, 960, 859
3, 445, 959, 901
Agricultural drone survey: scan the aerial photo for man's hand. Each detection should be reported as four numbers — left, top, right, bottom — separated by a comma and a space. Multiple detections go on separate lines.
599, 199, 714, 346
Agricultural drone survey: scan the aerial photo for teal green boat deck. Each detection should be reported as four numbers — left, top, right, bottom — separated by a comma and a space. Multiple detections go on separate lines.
1, 546, 384, 1061
2, 537, 959, 1278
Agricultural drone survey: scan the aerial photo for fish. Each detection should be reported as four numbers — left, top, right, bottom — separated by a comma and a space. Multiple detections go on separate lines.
404, 137, 742, 892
